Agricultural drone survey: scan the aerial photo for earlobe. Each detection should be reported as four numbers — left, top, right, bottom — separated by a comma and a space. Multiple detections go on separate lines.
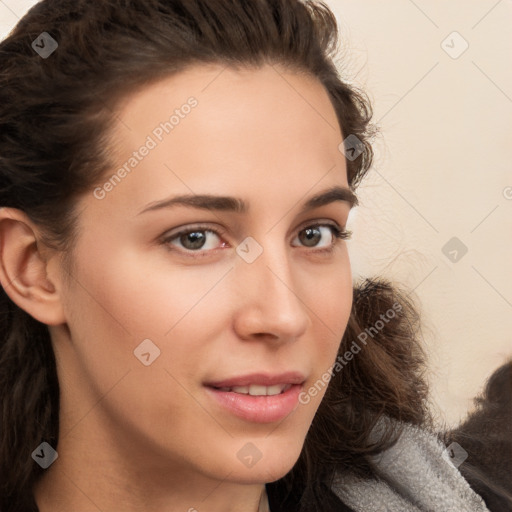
0, 207, 66, 326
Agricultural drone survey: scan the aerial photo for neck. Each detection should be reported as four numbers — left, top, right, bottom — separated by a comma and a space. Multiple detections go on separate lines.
32, 415, 270, 512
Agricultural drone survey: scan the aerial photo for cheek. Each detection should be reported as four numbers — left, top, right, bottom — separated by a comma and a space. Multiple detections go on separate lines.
304, 252, 353, 342
57, 252, 227, 447
300, 254, 353, 401
61, 247, 234, 392
67, 244, 227, 337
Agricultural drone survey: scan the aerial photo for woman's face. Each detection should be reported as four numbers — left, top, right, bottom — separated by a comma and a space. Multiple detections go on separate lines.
49, 64, 354, 486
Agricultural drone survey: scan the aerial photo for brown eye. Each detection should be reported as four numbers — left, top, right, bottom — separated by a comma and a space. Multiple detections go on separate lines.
298, 226, 323, 247
293, 224, 341, 249
162, 226, 225, 253
292, 223, 351, 252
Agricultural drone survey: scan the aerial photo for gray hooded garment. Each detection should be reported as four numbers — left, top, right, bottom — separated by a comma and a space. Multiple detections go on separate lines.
330, 417, 490, 512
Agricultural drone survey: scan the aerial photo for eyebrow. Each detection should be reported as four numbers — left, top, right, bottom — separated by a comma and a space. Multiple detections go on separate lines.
138, 185, 358, 216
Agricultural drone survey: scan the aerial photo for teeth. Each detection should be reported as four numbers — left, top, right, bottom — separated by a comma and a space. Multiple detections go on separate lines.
266, 384, 285, 396
232, 385, 250, 394
217, 384, 292, 396
249, 384, 267, 396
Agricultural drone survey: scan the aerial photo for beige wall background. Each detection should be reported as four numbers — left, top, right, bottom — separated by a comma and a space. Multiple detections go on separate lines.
1, 0, 511, 428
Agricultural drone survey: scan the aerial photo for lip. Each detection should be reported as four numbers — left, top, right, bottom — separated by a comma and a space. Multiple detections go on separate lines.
204, 371, 306, 388
204, 383, 304, 423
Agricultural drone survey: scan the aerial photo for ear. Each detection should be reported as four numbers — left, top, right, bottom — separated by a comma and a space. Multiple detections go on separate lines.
0, 207, 66, 325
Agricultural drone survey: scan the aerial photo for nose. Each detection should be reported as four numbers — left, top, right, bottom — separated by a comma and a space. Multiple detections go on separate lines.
231, 246, 310, 342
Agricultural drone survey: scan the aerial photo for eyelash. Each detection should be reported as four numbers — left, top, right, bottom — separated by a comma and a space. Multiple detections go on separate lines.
160, 222, 352, 259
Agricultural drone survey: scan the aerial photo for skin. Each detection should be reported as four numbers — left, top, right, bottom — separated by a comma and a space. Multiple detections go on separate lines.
0, 64, 354, 512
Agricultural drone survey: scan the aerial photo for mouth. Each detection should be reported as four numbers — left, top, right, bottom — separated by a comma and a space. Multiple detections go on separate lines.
203, 373, 306, 423
210, 383, 293, 396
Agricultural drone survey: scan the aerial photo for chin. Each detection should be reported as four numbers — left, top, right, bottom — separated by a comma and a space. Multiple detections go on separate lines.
222, 440, 303, 485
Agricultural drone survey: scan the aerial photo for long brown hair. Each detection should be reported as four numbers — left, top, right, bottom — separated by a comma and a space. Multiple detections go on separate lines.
0, 1, 430, 510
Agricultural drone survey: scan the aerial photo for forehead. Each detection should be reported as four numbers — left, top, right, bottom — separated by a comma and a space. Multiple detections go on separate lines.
92, 64, 348, 216
115, 63, 341, 132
